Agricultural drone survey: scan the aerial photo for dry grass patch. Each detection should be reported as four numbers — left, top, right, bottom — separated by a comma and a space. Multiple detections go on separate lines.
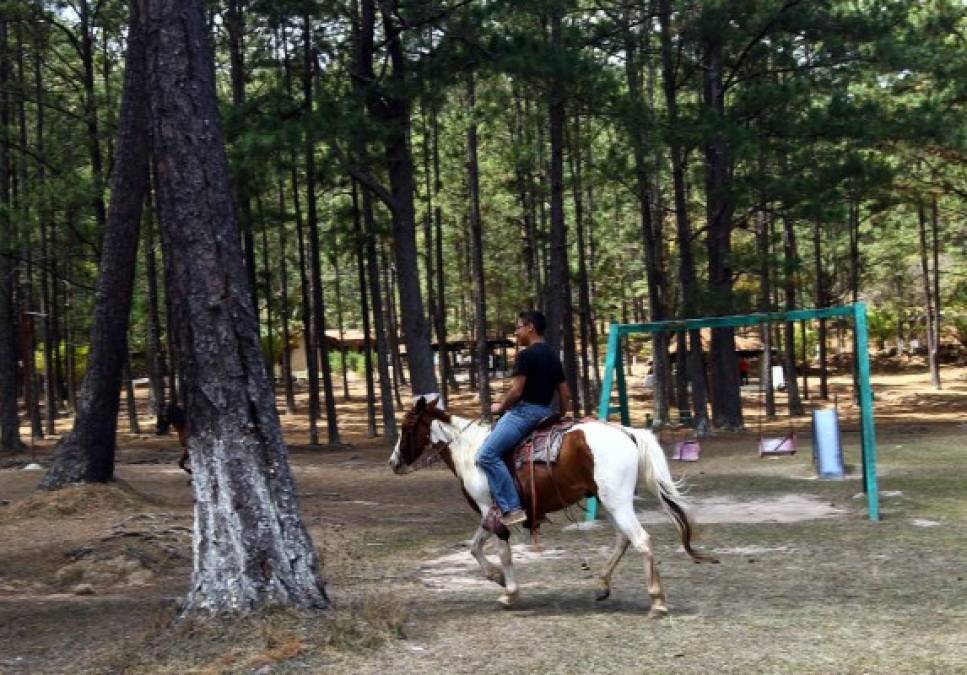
10, 482, 158, 518
96, 593, 407, 674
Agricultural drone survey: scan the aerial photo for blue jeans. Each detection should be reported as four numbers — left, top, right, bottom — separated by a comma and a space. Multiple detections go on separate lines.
476, 402, 554, 514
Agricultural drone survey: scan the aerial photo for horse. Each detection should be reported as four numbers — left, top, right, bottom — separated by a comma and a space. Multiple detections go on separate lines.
388, 394, 718, 617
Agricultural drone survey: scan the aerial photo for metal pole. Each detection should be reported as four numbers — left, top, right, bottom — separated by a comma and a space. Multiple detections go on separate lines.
853, 302, 880, 521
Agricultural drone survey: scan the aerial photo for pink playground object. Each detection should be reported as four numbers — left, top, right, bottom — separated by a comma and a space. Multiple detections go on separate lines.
758, 435, 796, 456
671, 440, 701, 462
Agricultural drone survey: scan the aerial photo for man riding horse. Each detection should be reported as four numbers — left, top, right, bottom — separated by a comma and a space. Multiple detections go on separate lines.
478, 310, 570, 527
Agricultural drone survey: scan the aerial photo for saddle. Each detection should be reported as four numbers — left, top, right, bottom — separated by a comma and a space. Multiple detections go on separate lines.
509, 415, 577, 470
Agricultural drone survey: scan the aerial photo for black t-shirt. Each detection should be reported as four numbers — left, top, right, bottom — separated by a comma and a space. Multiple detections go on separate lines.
512, 342, 565, 406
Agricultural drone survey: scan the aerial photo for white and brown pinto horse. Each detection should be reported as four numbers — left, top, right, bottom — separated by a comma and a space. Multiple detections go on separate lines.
388, 395, 717, 617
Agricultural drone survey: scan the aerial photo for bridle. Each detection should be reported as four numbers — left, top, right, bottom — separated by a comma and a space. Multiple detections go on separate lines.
400, 405, 455, 472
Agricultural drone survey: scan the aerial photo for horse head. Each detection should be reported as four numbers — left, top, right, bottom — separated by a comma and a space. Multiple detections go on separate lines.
389, 393, 450, 474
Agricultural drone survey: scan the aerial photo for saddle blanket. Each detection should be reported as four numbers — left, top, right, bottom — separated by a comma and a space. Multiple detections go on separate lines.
511, 417, 582, 470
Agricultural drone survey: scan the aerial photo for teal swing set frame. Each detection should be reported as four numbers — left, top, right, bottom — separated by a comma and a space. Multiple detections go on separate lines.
587, 302, 880, 522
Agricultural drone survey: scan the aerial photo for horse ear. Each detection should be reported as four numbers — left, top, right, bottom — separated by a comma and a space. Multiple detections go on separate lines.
415, 396, 427, 412
425, 393, 440, 409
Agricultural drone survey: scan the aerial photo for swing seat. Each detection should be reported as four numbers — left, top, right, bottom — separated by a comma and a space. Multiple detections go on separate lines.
671, 440, 701, 462
759, 435, 796, 456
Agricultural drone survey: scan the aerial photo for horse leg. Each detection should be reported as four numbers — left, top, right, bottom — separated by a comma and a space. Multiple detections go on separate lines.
495, 537, 519, 607
605, 500, 668, 618
595, 530, 630, 602
469, 524, 505, 587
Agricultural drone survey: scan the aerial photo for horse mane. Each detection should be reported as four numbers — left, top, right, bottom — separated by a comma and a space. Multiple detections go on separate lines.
435, 415, 490, 483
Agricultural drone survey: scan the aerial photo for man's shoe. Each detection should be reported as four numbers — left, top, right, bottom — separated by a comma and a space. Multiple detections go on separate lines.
500, 509, 527, 526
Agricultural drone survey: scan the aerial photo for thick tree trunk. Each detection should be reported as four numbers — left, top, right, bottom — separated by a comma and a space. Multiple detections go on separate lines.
39, 2, 150, 487
702, 29, 742, 430
144, 0, 327, 613
659, 0, 708, 434
466, 72, 492, 421
353, 1, 437, 396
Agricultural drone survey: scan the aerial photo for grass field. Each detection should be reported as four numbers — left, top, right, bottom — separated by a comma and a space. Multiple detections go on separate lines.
0, 365, 964, 673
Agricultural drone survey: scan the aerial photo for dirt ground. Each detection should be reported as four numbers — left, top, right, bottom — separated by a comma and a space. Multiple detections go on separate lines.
1, 365, 965, 673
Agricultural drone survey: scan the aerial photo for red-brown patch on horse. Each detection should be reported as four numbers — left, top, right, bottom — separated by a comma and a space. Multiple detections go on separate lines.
514, 428, 598, 526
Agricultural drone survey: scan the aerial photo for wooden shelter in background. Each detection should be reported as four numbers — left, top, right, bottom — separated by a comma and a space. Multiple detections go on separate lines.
659, 328, 765, 359
287, 329, 515, 380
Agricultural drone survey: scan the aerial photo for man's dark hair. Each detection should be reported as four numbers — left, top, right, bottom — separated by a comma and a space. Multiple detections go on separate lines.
518, 310, 547, 336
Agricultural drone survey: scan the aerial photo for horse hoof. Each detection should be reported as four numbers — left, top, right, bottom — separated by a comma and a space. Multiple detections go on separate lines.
594, 587, 611, 602
497, 590, 519, 608
649, 605, 669, 619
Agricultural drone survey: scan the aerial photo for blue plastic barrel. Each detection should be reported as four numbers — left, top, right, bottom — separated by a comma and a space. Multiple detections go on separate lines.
812, 409, 844, 478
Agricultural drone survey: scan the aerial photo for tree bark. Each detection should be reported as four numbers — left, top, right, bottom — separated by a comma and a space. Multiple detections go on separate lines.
918, 203, 940, 389
702, 23, 742, 430
382, 246, 405, 405
80, 0, 107, 236
759, 209, 776, 417
292, 163, 321, 445
431, 102, 455, 400
144, 0, 327, 613
813, 216, 828, 399
659, 0, 708, 434
144, 187, 167, 425
0, 17, 20, 451
570, 115, 594, 415
930, 196, 941, 388
226, 0, 258, 317
624, 5, 669, 426
277, 179, 297, 415
544, 4, 567, 357
363, 189, 396, 440
282, 27, 320, 443
351, 180, 377, 437
39, 0, 150, 487
302, 10, 340, 446
466, 71, 492, 421
781, 208, 805, 416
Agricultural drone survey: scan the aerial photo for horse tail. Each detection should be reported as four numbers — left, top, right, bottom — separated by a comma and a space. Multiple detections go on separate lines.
623, 427, 719, 565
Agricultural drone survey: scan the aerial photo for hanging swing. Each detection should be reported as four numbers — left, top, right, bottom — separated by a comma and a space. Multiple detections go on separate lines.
756, 329, 797, 456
